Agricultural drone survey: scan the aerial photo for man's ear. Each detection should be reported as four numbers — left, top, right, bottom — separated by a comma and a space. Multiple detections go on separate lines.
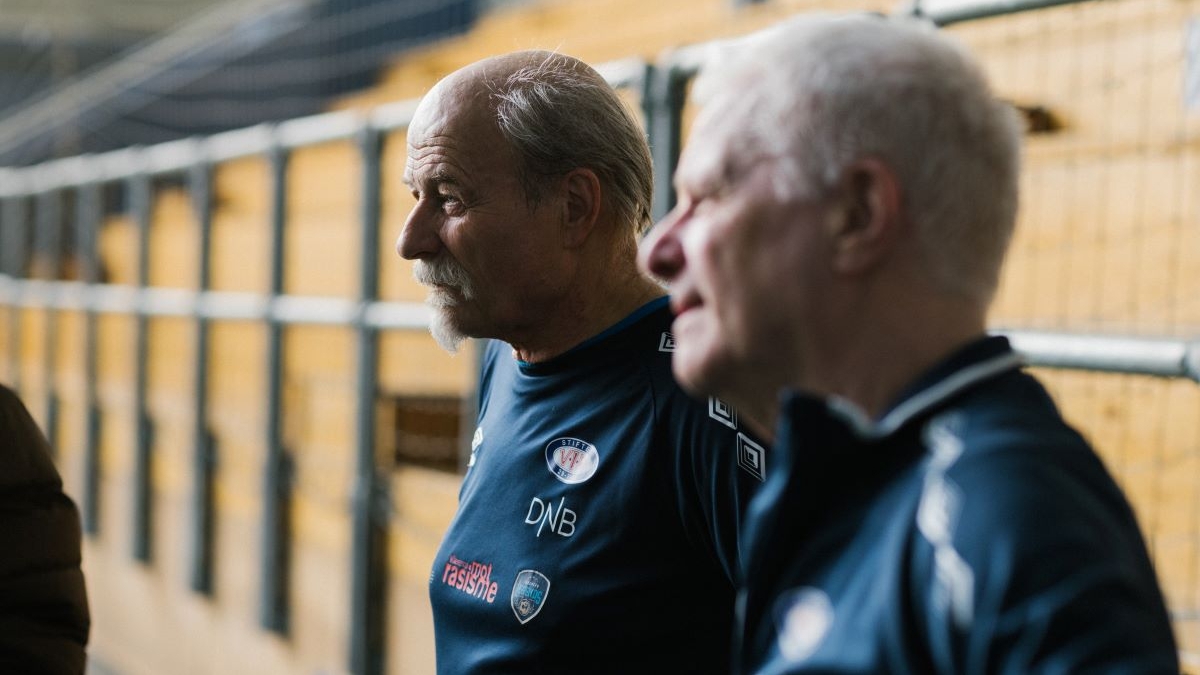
561, 168, 602, 248
827, 158, 904, 274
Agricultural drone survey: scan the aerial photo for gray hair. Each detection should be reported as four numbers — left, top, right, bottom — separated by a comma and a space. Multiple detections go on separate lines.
489, 52, 655, 235
693, 14, 1022, 304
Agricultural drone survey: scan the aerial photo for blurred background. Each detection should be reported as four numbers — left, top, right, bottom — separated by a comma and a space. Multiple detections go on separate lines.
0, 0, 1198, 673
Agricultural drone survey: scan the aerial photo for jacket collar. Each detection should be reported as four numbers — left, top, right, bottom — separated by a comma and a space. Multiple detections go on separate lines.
800, 335, 1023, 441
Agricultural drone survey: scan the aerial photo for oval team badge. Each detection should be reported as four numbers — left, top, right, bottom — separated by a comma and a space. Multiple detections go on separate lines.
544, 437, 599, 484
511, 569, 551, 624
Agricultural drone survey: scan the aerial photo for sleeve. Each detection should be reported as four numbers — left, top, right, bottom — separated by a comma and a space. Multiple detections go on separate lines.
656, 375, 768, 585
923, 444, 1180, 675
0, 384, 90, 675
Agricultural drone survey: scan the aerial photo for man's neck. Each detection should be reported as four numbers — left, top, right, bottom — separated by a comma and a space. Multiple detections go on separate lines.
509, 267, 663, 364
813, 296, 988, 421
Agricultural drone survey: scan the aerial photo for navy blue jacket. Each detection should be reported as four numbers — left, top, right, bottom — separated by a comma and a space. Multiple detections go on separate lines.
430, 298, 767, 674
737, 336, 1179, 674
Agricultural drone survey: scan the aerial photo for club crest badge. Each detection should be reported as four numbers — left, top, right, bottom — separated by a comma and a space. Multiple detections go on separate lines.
544, 437, 599, 484
511, 569, 551, 624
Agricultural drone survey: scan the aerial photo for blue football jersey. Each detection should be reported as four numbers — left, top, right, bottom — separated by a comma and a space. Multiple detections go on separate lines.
429, 297, 768, 674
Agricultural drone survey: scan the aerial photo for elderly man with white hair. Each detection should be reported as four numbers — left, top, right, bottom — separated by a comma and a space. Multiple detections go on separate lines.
639, 13, 1180, 674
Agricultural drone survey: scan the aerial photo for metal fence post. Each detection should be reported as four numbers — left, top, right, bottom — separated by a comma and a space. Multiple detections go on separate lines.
128, 166, 156, 563
188, 157, 217, 595
76, 181, 103, 535
34, 189, 63, 452
260, 138, 293, 635
643, 62, 689, 223
349, 123, 387, 675
2, 196, 29, 390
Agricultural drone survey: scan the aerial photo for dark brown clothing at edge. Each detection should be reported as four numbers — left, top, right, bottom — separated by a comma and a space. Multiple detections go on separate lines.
0, 383, 89, 674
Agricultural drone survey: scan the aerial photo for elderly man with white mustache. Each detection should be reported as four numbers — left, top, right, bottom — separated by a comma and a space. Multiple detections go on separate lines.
397, 49, 767, 675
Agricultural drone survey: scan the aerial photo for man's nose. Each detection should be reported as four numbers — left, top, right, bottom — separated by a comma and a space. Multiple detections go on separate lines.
638, 207, 686, 281
397, 200, 441, 261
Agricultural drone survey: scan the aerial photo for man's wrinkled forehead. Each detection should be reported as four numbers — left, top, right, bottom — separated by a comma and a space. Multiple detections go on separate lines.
408, 75, 488, 145
403, 77, 500, 187
407, 50, 540, 139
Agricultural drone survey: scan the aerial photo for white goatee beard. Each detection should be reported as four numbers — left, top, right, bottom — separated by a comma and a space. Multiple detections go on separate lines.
429, 312, 465, 353
413, 258, 476, 353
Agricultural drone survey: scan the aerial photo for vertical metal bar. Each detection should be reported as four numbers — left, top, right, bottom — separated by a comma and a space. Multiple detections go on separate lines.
349, 125, 386, 675
128, 170, 155, 563
188, 160, 217, 595
260, 140, 292, 634
644, 63, 689, 223
36, 189, 62, 453
77, 182, 103, 536
2, 196, 29, 391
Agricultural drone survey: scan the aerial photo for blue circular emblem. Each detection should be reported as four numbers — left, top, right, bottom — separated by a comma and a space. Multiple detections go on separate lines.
544, 437, 599, 484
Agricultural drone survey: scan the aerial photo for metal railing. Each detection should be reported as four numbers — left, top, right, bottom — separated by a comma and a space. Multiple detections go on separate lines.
0, 1, 1195, 673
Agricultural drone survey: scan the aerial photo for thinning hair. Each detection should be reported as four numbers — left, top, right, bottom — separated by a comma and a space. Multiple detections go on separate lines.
693, 14, 1022, 304
488, 51, 655, 236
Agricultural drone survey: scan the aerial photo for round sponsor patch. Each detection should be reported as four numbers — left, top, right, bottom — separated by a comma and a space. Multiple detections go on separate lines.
544, 437, 599, 484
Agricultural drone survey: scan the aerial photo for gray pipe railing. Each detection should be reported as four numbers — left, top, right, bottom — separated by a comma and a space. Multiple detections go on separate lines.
1, 1, 1194, 671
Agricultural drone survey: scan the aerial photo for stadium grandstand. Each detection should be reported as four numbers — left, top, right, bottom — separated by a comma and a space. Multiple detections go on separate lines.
0, 0, 1198, 673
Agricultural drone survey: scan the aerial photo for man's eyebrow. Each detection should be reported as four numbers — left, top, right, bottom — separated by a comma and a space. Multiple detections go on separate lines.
404, 168, 461, 191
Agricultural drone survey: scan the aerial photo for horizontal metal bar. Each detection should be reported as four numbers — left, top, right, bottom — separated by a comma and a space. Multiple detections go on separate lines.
0, 275, 431, 328
270, 295, 358, 325
369, 99, 421, 133
360, 301, 433, 330
0, 55, 648, 193
901, 0, 1099, 27
1000, 329, 1200, 382
275, 110, 366, 149
2, 279, 83, 309
658, 0, 1101, 80
145, 138, 204, 176
196, 290, 270, 321
5, 273, 1195, 380
140, 287, 200, 316
206, 124, 277, 166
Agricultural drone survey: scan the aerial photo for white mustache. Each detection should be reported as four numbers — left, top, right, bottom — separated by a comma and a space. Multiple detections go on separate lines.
413, 258, 475, 301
